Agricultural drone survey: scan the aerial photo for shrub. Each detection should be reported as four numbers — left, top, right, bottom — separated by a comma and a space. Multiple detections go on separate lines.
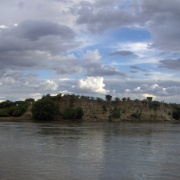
62, 108, 74, 120
111, 108, 121, 118
131, 112, 141, 119
32, 98, 59, 120
12, 109, 24, 117
149, 101, 161, 110
0, 109, 9, 117
172, 109, 180, 120
62, 107, 84, 120
102, 105, 107, 111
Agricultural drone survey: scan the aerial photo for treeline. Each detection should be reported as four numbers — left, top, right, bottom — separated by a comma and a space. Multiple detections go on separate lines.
0, 98, 34, 117
0, 93, 180, 121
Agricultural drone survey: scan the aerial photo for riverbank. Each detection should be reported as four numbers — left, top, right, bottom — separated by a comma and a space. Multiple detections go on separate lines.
0, 94, 179, 122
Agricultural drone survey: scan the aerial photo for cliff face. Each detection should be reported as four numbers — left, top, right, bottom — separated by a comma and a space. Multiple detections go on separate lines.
57, 96, 174, 122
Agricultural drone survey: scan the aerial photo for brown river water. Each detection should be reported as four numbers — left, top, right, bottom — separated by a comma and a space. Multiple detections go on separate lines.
0, 121, 180, 180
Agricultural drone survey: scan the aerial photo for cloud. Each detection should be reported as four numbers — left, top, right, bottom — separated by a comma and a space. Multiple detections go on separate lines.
17, 20, 75, 41
125, 84, 167, 96
159, 59, 180, 71
76, 0, 180, 52
76, 76, 109, 94
52, 54, 82, 75
108, 51, 136, 56
83, 49, 101, 62
105, 78, 180, 102
0, 71, 60, 101
0, 19, 80, 71
130, 65, 148, 72
84, 62, 126, 77
76, 0, 135, 33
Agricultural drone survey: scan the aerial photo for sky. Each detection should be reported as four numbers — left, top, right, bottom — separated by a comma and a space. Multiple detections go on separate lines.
0, 0, 180, 103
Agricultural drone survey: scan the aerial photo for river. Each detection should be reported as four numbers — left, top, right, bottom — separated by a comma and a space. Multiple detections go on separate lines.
0, 121, 180, 180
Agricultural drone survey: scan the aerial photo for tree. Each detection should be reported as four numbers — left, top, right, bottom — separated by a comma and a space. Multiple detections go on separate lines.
106, 95, 112, 101
147, 97, 153, 102
25, 98, 35, 104
114, 97, 120, 102
32, 98, 59, 120
122, 97, 126, 102
127, 97, 131, 101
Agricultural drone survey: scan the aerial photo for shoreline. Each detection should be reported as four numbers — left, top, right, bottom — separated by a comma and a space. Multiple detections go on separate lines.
0, 116, 178, 123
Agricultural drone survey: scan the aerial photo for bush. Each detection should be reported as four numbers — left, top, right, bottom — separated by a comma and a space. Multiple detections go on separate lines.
131, 112, 141, 119
12, 109, 24, 117
62, 107, 84, 120
172, 110, 180, 120
32, 98, 59, 120
111, 108, 121, 118
0, 109, 9, 117
102, 105, 107, 111
149, 101, 161, 110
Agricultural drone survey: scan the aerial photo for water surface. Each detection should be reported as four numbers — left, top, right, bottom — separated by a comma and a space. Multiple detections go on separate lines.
0, 122, 180, 180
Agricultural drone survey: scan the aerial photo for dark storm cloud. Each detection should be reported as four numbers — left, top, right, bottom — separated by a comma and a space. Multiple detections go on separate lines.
108, 51, 136, 56
159, 59, 180, 71
0, 19, 79, 70
17, 20, 75, 41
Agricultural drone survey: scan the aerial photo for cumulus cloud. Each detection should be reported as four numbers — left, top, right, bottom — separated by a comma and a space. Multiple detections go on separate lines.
0, 71, 60, 101
77, 76, 109, 94
125, 83, 169, 96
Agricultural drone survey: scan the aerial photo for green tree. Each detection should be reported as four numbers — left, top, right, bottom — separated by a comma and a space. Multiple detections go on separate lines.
114, 97, 120, 102
122, 97, 126, 102
106, 95, 112, 101
32, 98, 59, 120
127, 97, 130, 101
147, 97, 153, 102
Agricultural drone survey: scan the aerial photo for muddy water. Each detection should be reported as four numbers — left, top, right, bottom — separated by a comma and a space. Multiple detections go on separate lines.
0, 122, 180, 180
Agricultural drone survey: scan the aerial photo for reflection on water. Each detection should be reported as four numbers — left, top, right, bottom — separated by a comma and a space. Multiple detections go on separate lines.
0, 122, 180, 180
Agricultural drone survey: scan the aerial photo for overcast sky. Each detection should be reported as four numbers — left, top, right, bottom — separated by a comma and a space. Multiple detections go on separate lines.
0, 0, 180, 103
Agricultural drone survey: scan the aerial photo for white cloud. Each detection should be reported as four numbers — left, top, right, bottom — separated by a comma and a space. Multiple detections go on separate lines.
79, 76, 108, 94
142, 94, 156, 100
43, 80, 58, 91
83, 49, 101, 62
0, 25, 8, 29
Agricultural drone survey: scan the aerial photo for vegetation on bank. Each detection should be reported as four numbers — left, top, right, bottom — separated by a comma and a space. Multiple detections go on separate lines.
0, 98, 34, 117
0, 93, 180, 121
